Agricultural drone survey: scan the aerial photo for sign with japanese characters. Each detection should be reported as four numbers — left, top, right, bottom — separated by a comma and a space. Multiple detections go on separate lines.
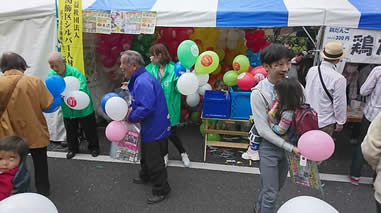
323, 26, 381, 64
58, 0, 85, 74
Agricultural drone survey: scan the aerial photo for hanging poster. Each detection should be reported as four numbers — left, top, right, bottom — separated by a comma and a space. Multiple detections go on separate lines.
140, 11, 157, 34
58, 0, 85, 74
96, 11, 111, 34
83, 10, 97, 33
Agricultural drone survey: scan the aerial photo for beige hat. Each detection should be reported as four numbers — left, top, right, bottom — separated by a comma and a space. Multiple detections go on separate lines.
320, 41, 346, 60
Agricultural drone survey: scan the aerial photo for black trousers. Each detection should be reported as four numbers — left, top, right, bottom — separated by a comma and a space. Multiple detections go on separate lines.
139, 139, 171, 196
350, 116, 371, 177
63, 112, 99, 152
168, 126, 186, 154
30, 147, 50, 195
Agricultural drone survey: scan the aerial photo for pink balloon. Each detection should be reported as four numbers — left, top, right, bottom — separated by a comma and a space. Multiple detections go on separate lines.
105, 121, 127, 142
298, 130, 335, 161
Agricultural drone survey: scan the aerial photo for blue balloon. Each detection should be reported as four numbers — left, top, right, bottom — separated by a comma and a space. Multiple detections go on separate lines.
101, 92, 121, 114
45, 75, 66, 96
174, 62, 186, 77
44, 96, 62, 113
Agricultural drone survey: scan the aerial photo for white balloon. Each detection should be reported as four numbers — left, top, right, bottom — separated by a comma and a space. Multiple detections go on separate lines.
64, 91, 90, 110
277, 196, 338, 213
105, 96, 128, 121
195, 73, 209, 86
198, 83, 212, 96
177, 72, 199, 95
62, 76, 80, 97
0, 193, 58, 213
186, 92, 200, 107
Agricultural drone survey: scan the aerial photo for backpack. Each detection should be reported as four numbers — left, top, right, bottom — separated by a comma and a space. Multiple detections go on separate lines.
288, 104, 319, 146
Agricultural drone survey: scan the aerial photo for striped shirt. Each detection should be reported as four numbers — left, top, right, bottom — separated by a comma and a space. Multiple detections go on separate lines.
360, 66, 381, 122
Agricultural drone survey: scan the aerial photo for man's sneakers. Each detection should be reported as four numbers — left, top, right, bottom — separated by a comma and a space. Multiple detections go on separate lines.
242, 149, 260, 161
147, 194, 168, 204
181, 153, 191, 167
349, 176, 360, 185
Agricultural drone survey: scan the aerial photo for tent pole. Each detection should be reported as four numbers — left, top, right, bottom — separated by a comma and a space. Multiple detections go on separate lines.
302, 26, 316, 48
312, 26, 325, 66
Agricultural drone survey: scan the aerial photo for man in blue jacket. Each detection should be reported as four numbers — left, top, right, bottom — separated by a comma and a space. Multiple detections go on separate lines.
121, 50, 171, 204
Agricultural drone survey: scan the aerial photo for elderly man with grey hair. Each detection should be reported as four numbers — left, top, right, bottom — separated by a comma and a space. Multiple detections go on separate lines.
48, 52, 100, 159
121, 50, 171, 204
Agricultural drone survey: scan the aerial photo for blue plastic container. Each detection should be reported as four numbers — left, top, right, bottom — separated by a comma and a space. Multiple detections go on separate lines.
202, 90, 231, 119
230, 87, 252, 120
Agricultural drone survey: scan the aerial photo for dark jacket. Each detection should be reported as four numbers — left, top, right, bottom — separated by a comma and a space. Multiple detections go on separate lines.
128, 67, 171, 143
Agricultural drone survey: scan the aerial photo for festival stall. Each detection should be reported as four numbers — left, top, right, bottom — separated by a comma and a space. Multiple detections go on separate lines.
0, 0, 57, 79
47, 0, 381, 160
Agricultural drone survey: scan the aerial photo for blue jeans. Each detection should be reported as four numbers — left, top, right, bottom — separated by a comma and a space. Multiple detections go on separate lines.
377, 200, 381, 213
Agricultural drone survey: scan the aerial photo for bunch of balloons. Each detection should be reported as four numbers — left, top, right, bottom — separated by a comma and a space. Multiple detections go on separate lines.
101, 92, 130, 142
97, 34, 133, 67
0, 193, 58, 213
277, 196, 338, 213
45, 75, 90, 112
245, 29, 270, 53
157, 27, 194, 60
96, 33, 133, 81
297, 130, 335, 161
62, 76, 90, 110
222, 54, 255, 90
44, 75, 65, 113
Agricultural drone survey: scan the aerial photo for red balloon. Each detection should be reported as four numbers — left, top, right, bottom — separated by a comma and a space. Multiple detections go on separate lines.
250, 65, 268, 84
237, 72, 255, 90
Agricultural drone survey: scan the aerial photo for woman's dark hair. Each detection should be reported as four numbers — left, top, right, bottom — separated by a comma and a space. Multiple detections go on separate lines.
0, 52, 30, 72
274, 78, 305, 121
0, 136, 29, 162
296, 54, 314, 87
149, 43, 171, 65
260, 43, 293, 66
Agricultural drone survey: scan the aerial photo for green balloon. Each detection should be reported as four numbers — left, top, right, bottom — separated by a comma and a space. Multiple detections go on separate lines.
191, 111, 201, 122
194, 51, 219, 74
177, 40, 199, 68
233, 55, 250, 73
200, 123, 205, 136
223, 70, 238, 86
207, 133, 221, 141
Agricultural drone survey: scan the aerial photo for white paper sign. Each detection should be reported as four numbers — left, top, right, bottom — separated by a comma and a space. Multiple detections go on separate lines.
323, 26, 381, 64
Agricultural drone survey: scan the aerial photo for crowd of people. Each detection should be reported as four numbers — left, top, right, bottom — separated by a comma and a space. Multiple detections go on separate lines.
0, 40, 380, 212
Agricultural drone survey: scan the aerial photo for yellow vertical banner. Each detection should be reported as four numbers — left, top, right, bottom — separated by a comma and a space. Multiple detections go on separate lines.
58, 0, 85, 74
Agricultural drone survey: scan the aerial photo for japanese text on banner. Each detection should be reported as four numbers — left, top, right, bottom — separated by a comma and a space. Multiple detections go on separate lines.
323, 26, 381, 64
58, 0, 85, 74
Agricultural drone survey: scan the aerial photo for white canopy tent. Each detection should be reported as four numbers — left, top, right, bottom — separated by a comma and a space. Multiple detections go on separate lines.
0, 0, 57, 80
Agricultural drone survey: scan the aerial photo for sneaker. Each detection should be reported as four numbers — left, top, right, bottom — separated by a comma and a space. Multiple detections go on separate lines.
349, 176, 360, 185
181, 153, 191, 168
164, 154, 168, 167
241, 149, 260, 161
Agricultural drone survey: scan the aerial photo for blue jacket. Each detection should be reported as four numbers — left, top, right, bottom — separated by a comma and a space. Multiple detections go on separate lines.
128, 67, 171, 143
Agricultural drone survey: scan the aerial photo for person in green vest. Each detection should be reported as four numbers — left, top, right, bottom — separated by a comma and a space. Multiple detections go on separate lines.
146, 43, 190, 167
48, 52, 100, 159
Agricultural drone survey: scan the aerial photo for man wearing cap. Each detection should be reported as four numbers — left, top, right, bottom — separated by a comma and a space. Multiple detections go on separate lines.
305, 41, 347, 136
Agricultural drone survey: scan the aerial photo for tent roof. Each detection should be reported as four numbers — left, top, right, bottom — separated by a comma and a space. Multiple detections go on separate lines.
0, 0, 55, 21
84, 0, 381, 29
